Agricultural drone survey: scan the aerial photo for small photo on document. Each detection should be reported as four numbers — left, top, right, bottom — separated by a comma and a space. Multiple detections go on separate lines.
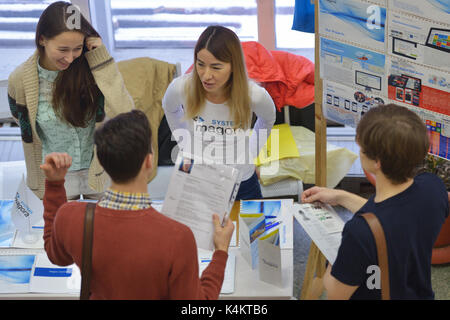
178, 157, 194, 174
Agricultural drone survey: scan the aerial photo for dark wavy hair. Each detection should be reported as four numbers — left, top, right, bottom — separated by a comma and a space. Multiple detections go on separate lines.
35, 1, 101, 127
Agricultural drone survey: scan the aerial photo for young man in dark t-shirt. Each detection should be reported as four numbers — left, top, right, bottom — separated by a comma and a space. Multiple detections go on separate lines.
301, 104, 449, 299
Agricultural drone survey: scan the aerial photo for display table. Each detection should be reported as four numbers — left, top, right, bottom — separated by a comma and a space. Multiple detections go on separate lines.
0, 202, 293, 300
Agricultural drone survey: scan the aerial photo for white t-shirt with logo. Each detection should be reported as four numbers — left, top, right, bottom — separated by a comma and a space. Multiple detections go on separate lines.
162, 74, 276, 181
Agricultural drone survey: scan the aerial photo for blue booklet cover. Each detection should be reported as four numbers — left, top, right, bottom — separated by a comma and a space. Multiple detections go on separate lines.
0, 200, 15, 247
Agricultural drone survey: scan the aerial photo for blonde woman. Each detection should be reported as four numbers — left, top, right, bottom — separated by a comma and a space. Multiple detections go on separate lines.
163, 26, 276, 200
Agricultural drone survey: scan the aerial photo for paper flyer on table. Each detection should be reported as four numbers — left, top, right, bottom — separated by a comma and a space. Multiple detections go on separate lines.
320, 37, 387, 96
29, 252, 80, 294
323, 79, 387, 128
293, 202, 345, 265
239, 213, 265, 270
161, 152, 241, 251
0, 251, 80, 294
387, 10, 450, 72
389, 0, 450, 24
239, 199, 294, 249
0, 254, 35, 293
318, 0, 387, 52
258, 229, 282, 287
198, 250, 236, 294
0, 200, 15, 247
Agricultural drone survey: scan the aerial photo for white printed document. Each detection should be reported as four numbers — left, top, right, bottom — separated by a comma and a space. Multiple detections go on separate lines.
198, 250, 236, 294
0, 250, 80, 294
293, 202, 345, 264
162, 152, 241, 251
258, 229, 282, 287
29, 252, 80, 294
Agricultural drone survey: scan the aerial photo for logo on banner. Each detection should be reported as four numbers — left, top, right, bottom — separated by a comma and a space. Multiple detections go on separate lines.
367, 5, 382, 30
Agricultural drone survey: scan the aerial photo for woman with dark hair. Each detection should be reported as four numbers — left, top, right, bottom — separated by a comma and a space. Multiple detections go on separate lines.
7, 1, 134, 199
162, 25, 276, 200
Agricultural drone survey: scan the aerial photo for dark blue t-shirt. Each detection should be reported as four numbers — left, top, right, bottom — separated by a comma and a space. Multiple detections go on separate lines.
331, 173, 449, 300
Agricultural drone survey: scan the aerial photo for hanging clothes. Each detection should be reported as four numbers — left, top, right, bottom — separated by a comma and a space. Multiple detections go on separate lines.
292, 0, 315, 34
185, 41, 315, 111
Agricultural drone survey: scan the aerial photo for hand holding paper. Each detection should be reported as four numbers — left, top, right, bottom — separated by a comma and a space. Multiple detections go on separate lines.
161, 152, 241, 251
39, 152, 72, 182
301, 186, 342, 206
213, 214, 235, 253
301, 186, 368, 214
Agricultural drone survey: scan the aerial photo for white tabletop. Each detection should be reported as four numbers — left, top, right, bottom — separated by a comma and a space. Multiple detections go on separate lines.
0, 247, 293, 300
222, 247, 293, 300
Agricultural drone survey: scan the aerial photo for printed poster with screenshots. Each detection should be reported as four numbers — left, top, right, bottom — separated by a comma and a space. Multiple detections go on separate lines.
318, 0, 387, 52
389, 0, 450, 25
387, 10, 450, 72
323, 79, 387, 128
386, 56, 449, 117
320, 38, 387, 97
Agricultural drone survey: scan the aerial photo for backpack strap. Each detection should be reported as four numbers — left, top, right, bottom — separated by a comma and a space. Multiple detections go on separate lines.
361, 212, 390, 300
80, 202, 96, 300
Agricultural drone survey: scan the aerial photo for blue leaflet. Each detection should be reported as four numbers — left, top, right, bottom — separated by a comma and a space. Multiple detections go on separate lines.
33, 267, 73, 278
0, 255, 35, 284
0, 200, 15, 247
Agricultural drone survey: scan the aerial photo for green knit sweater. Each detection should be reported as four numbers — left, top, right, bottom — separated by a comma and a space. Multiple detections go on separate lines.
7, 45, 135, 199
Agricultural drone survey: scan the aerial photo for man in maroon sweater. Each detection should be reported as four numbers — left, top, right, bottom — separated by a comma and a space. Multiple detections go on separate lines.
41, 110, 234, 299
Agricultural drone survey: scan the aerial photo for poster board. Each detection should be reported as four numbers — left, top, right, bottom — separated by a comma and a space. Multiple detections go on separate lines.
318, 0, 450, 160
301, 0, 450, 300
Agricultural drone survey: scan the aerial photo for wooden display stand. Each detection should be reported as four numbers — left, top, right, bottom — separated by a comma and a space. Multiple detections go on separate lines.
299, 1, 328, 300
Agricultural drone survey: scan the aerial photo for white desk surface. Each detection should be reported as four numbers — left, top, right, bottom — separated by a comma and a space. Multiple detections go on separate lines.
222, 247, 293, 300
0, 247, 293, 300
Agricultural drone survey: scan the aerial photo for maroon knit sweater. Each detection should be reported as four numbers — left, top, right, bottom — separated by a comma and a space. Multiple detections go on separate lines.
43, 180, 227, 299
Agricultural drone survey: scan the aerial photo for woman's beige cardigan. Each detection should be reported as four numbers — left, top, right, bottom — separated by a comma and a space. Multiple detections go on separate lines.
7, 45, 134, 199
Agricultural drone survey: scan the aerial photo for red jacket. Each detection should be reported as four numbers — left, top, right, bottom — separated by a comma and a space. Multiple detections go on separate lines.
186, 41, 314, 111
242, 41, 315, 111
187, 41, 315, 111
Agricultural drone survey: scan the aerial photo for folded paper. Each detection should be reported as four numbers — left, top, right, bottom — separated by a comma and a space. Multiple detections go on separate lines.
258, 229, 282, 287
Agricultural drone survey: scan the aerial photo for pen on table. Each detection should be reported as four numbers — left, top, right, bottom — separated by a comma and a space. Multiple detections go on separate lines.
265, 221, 281, 231
265, 216, 277, 219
